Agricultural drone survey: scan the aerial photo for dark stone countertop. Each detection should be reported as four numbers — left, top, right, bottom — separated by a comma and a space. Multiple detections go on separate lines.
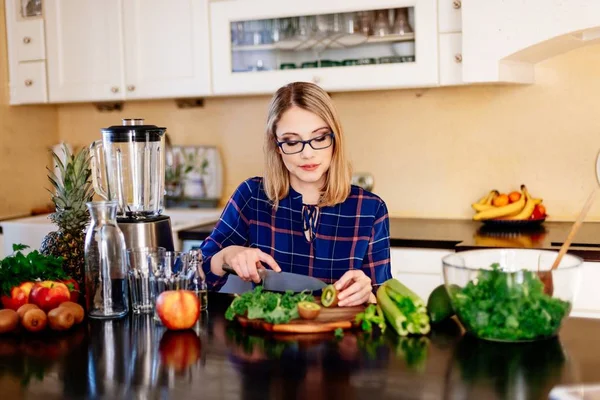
1, 292, 599, 399
179, 218, 600, 261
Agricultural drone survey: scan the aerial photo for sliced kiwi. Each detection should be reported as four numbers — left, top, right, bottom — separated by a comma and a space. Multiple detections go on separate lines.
297, 301, 321, 320
321, 285, 339, 308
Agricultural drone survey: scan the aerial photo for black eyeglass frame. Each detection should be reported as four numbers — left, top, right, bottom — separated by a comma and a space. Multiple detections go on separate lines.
275, 132, 335, 155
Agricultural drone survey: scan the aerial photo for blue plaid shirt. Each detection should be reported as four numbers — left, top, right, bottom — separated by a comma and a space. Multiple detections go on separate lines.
200, 177, 392, 291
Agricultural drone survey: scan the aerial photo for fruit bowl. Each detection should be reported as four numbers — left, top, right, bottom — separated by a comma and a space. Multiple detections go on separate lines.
481, 217, 546, 228
472, 185, 547, 224
442, 249, 582, 342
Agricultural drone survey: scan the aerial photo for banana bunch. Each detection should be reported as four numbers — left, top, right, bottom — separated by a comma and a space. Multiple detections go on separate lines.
471, 185, 544, 221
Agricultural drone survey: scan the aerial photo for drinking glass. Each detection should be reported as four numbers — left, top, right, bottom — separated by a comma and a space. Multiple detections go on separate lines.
127, 247, 166, 314
152, 251, 191, 321
188, 250, 208, 311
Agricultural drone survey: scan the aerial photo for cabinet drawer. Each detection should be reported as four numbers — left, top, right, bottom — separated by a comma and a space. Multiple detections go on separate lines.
391, 247, 453, 275
14, 19, 45, 61
439, 33, 463, 86
438, 0, 462, 33
394, 272, 443, 301
14, 61, 48, 104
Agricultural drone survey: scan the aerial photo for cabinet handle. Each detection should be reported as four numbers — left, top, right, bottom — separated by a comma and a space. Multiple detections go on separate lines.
23, 36, 31, 44
111, 86, 120, 93
312, 76, 321, 84
452, 0, 462, 9
24, 79, 33, 86
127, 85, 136, 92
454, 54, 463, 63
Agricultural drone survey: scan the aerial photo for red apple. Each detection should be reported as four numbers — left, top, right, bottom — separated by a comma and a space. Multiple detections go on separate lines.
0, 281, 35, 310
60, 278, 80, 303
159, 330, 202, 372
29, 281, 71, 312
155, 290, 200, 330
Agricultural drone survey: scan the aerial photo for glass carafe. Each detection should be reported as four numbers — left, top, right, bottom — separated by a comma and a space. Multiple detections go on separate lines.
90, 118, 166, 218
85, 201, 129, 319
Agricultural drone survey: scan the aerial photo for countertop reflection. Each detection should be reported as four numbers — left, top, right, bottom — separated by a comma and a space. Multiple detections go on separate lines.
0, 293, 598, 399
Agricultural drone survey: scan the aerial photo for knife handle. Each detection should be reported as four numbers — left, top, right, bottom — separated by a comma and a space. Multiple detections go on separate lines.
222, 263, 237, 275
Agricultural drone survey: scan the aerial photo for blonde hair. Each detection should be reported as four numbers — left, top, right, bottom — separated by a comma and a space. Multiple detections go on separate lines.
263, 82, 352, 208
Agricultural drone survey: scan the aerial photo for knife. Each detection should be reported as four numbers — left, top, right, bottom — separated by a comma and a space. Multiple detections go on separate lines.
222, 264, 327, 293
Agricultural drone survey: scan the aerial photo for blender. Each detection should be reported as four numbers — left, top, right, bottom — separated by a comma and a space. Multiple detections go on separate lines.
90, 118, 174, 251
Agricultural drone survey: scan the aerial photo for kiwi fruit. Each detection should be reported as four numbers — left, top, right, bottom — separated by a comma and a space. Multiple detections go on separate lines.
0, 309, 19, 334
297, 301, 321, 320
321, 285, 339, 308
22, 309, 47, 333
17, 304, 40, 320
58, 302, 84, 324
48, 308, 75, 331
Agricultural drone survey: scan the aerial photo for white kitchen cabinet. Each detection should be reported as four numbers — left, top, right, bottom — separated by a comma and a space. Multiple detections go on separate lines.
438, 0, 461, 34
439, 33, 463, 86
570, 261, 600, 319
45, 0, 211, 103
122, 0, 211, 100
390, 247, 453, 300
210, 0, 438, 95
461, 0, 600, 85
4, 0, 48, 104
45, 0, 125, 103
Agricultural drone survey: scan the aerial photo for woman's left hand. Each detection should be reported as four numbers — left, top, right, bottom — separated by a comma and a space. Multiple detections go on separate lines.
334, 270, 373, 307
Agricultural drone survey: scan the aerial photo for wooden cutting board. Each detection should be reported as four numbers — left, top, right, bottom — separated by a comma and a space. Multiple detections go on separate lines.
236, 304, 365, 334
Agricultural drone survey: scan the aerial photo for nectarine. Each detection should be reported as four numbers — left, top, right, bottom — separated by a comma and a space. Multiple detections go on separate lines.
155, 290, 200, 330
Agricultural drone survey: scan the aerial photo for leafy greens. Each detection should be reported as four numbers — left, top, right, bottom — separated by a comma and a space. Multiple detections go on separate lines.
0, 244, 67, 297
225, 286, 315, 324
452, 263, 570, 341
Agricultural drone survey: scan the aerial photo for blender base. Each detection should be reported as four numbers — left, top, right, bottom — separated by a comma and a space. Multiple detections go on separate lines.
117, 215, 174, 251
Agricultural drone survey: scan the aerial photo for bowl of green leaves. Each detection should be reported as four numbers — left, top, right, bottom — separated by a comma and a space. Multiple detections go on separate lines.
442, 249, 582, 342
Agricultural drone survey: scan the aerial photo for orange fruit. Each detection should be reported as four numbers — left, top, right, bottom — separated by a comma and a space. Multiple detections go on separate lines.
508, 191, 521, 203
492, 194, 509, 207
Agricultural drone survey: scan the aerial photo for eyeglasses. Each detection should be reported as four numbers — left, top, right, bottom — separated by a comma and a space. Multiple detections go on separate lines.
276, 132, 334, 155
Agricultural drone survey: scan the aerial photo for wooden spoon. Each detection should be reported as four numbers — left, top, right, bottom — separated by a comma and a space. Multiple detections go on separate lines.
539, 188, 598, 295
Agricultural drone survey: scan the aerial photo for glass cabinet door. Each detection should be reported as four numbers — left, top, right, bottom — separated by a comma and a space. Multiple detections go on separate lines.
230, 8, 415, 74
210, 0, 438, 95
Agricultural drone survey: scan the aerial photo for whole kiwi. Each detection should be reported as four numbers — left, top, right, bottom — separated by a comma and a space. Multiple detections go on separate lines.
48, 308, 75, 331
17, 304, 40, 320
0, 309, 19, 334
58, 302, 84, 324
22, 309, 47, 333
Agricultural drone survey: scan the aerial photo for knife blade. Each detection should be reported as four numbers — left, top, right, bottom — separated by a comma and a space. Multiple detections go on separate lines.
222, 264, 327, 293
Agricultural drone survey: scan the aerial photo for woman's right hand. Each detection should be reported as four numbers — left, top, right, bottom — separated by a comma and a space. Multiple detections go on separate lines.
215, 246, 281, 283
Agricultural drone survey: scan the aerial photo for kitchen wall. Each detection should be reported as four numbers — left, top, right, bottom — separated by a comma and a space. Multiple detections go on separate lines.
56, 43, 600, 221
0, 1, 58, 220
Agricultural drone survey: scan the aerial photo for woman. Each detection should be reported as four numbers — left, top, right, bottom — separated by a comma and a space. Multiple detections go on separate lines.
200, 82, 391, 307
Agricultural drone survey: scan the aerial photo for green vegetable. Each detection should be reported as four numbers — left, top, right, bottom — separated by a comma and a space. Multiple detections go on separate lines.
452, 263, 571, 341
334, 328, 344, 339
427, 284, 456, 324
354, 304, 386, 333
381, 279, 431, 336
225, 286, 315, 324
0, 244, 67, 297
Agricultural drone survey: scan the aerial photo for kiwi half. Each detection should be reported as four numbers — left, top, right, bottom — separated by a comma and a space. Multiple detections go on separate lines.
297, 301, 321, 320
321, 285, 339, 308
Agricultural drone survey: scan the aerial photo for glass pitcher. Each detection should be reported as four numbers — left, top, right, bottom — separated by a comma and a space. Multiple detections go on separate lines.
90, 118, 166, 218
85, 201, 129, 319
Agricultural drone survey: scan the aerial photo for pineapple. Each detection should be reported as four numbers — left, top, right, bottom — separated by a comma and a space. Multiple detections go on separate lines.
40, 144, 94, 298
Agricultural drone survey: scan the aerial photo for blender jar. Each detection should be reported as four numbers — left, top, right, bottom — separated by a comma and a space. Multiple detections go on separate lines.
91, 118, 166, 218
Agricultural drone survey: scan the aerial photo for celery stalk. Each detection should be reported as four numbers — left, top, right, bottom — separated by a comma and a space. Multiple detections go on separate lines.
377, 285, 408, 336
383, 279, 431, 335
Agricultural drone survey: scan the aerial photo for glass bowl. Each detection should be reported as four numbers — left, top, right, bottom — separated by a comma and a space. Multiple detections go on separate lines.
442, 249, 583, 343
